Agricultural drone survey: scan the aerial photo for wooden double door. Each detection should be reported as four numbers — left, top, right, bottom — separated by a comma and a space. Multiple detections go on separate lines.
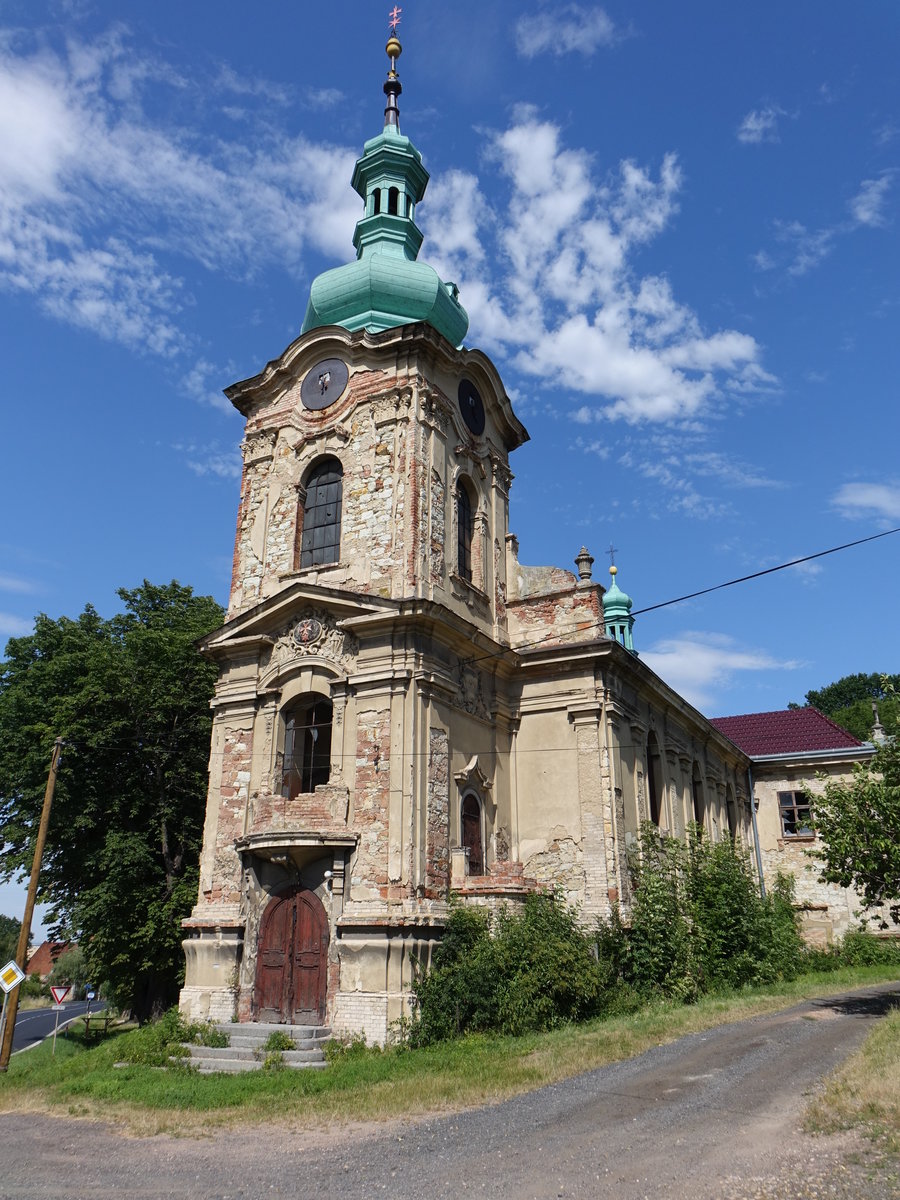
254, 886, 328, 1024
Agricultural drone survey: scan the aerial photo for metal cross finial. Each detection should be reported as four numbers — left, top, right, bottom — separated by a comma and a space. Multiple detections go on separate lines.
607, 543, 618, 567
389, 5, 402, 32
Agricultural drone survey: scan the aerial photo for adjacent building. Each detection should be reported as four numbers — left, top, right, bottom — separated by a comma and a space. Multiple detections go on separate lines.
710, 708, 881, 944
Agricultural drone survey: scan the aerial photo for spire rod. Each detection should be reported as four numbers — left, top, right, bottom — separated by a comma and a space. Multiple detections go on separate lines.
384, 8, 403, 130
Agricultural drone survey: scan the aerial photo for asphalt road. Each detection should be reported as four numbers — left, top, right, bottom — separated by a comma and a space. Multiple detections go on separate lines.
9, 1001, 99, 1054
0, 982, 898, 1200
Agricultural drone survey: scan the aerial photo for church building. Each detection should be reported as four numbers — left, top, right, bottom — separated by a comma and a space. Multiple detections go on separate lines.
179, 29, 753, 1042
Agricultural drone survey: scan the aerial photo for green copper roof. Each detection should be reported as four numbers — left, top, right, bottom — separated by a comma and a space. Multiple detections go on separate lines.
602, 575, 633, 618
300, 40, 468, 348
603, 566, 636, 653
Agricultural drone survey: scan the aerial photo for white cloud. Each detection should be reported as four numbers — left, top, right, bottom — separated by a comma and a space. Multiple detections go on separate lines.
422, 114, 767, 426
736, 107, 784, 145
515, 6, 619, 59
849, 175, 893, 228
173, 442, 242, 480
182, 359, 238, 416
755, 173, 893, 280
0, 574, 38, 594
777, 220, 835, 276
832, 482, 900, 523
0, 31, 360, 354
0, 612, 33, 639
304, 87, 344, 111
642, 631, 800, 711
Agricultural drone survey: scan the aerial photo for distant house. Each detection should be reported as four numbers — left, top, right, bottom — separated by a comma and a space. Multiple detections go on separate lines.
25, 941, 73, 981
710, 708, 880, 944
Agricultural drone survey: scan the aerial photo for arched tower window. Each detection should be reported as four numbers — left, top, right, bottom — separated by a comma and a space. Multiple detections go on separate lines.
300, 458, 343, 569
646, 732, 662, 826
456, 478, 474, 583
281, 697, 333, 798
461, 794, 484, 876
388, 186, 400, 215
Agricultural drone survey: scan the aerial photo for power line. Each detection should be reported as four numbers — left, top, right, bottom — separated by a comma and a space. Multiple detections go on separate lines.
465, 524, 900, 666
631, 526, 900, 617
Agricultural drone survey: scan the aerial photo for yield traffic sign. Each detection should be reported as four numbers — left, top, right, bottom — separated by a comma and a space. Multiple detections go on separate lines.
50, 985, 72, 1005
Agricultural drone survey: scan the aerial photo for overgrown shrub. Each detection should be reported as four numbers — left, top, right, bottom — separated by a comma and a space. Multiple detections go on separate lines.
802, 927, 900, 973
411, 894, 617, 1044
113, 1008, 194, 1066
599, 826, 804, 999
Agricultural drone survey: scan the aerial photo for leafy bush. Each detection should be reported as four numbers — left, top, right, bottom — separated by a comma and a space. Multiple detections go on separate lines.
324, 1033, 371, 1062
262, 1030, 295, 1052
410, 894, 618, 1044
192, 1022, 229, 1048
21, 973, 48, 999
113, 1008, 194, 1066
803, 927, 900, 973
600, 827, 804, 1000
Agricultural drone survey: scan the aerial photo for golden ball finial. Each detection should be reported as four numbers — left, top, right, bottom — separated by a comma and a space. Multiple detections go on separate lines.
386, 36, 402, 60
609, 565, 618, 577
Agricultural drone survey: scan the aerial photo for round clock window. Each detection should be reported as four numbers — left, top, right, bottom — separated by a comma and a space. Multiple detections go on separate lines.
458, 379, 485, 435
301, 358, 349, 411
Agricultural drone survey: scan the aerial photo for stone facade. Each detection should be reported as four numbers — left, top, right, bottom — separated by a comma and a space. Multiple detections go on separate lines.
179, 319, 756, 1042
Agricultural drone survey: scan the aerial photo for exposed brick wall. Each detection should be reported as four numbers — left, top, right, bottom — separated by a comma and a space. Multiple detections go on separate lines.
508, 585, 603, 649
352, 709, 392, 899
201, 725, 252, 906
426, 728, 450, 897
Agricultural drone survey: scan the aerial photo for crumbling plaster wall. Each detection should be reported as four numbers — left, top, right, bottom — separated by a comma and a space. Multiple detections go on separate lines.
753, 763, 891, 942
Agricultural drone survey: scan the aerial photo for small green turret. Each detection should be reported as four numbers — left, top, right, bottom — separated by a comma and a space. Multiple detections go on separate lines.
301, 30, 469, 347
603, 565, 636, 653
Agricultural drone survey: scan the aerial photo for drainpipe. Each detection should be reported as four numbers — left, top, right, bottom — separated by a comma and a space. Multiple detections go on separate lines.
747, 764, 766, 898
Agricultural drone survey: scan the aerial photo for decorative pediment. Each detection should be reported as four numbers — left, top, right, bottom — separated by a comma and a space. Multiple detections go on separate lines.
453, 755, 493, 794
267, 609, 359, 676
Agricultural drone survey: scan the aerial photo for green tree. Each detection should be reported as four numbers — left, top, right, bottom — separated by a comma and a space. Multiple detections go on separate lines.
791, 672, 900, 741
0, 914, 22, 965
48, 945, 86, 996
0, 581, 223, 1021
809, 736, 900, 926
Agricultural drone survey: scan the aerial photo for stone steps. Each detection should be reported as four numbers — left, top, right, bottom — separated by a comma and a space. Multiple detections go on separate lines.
180, 1023, 332, 1074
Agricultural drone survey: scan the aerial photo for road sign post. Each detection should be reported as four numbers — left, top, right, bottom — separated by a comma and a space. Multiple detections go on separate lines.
49, 985, 73, 1055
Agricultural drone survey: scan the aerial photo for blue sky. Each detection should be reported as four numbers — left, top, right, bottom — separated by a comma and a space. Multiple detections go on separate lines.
1, 2, 898, 929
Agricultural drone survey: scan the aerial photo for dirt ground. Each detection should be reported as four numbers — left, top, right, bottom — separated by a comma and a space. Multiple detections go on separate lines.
0, 983, 898, 1200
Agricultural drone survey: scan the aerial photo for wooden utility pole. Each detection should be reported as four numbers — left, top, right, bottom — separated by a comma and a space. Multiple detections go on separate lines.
0, 737, 63, 1072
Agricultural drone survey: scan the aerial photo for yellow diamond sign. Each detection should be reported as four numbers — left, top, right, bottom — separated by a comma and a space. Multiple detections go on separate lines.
0, 961, 25, 993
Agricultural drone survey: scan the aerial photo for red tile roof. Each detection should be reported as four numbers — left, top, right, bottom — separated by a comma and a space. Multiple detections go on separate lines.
709, 707, 864, 757
25, 941, 72, 978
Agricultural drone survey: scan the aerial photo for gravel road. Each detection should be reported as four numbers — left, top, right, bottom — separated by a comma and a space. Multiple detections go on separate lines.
1, 982, 898, 1200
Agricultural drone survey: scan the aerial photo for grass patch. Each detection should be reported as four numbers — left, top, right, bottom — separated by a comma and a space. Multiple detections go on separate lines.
806, 1003, 900, 1156
1, 966, 898, 1137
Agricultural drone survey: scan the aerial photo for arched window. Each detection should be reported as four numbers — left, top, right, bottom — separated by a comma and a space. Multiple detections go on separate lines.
691, 767, 705, 834
372, 190, 381, 215
646, 732, 662, 826
281, 697, 333, 798
456, 479, 474, 583
300, 458, 342, 568
388, 186, 400, 215
461, 794, 484, 876
726, 785, 738, 842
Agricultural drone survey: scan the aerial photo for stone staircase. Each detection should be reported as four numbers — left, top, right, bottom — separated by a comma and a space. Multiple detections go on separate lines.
182, 1023, 331, 1074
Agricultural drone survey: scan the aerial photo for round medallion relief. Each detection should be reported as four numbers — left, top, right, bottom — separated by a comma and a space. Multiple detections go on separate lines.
292, 617, 324, 647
